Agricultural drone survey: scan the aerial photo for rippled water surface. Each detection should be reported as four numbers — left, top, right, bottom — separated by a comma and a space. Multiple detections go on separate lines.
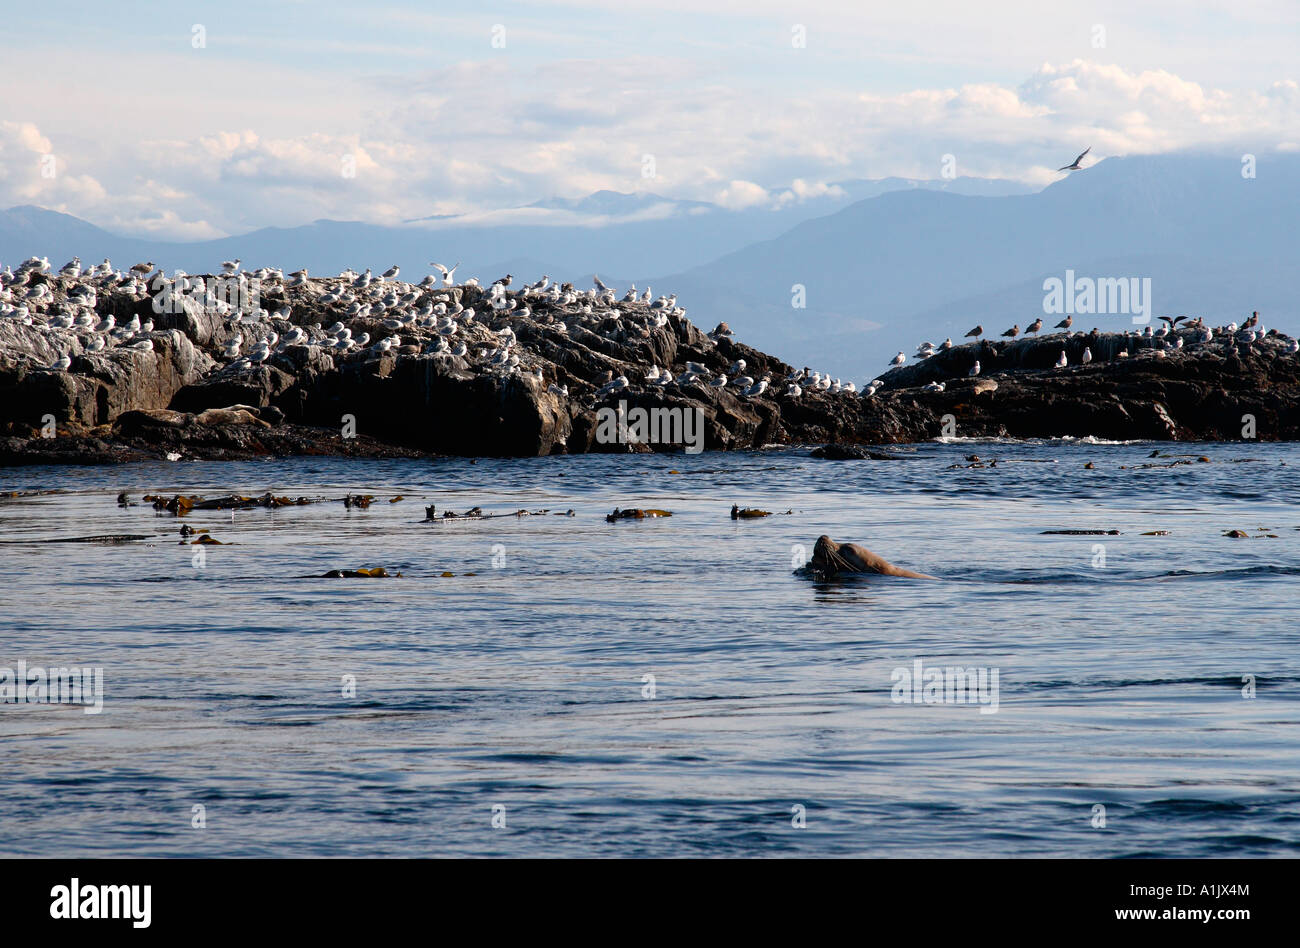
1, 440, 1298, 857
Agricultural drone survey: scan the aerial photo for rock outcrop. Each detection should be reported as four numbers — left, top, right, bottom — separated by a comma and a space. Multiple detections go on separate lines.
863, 330, 1300, 442
1, 260, 1298, 464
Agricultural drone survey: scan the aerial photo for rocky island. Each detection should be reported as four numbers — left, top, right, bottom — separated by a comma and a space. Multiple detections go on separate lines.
1, 256, 1297, 465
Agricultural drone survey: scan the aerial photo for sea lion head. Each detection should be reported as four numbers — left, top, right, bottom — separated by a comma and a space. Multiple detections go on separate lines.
811, 535, 852, 575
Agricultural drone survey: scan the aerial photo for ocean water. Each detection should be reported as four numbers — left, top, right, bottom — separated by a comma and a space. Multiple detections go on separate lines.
1, 440, 1298, 858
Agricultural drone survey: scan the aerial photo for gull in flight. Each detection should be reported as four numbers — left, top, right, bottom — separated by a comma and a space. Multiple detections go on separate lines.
1058, 147, 1091, 172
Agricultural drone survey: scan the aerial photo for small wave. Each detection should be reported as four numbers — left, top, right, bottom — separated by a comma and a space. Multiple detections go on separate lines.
1159, 565, 1300, 580
932, 435, 1144, 445
1024, 674, 1300, 692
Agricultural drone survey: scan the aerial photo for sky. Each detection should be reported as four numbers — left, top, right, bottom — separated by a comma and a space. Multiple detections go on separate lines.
0, 0, 1297, 239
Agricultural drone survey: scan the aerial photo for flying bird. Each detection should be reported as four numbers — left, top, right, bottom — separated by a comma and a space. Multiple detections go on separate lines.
1057, 147, 1091, 172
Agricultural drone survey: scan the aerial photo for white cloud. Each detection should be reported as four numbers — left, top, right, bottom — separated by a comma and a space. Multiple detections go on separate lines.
714, 180, 770, 209
1, 55, 1297, 238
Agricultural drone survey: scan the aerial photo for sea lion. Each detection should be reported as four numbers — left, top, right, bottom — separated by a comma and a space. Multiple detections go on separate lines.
809, 535, 937, 579
195, 407, 268, 428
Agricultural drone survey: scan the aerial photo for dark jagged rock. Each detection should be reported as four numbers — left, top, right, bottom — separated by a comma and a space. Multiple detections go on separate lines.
861, 329, 1300, 443
809, 444, 907, 460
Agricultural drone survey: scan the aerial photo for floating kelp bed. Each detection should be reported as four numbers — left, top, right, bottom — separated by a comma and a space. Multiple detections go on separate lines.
139, 493, 325, 515
0, 534, 150, 544
422, 505, 574, 522
606, 508, 672, 522
318, 567, 401, 578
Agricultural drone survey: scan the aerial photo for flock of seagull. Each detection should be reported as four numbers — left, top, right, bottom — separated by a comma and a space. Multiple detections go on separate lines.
6, 254, 1293, 403
0, 257, 860, 401
882, 310, 1297, 392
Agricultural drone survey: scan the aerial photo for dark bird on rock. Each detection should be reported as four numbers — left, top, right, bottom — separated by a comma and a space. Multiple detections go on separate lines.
965, 325, 983, 340
1026, 318, 1043, 335
1054, 315, 1073, 331
1002, 324, 1020, 339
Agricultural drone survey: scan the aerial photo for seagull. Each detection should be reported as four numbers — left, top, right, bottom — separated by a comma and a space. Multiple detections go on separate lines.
889, 352, 906, 367
1055, 350, 1068, 368
381, 264, 400, 280
922, 381, 945, 392
597, 375, 629, 396
1002, 324, 1020, 339
52, 353, 71, 371
1082, 347, 1093, 364
221, 258, 241, 274
965, 325, 983, 341
1026, 318, 1043, 335
939, 338, 954, 350
430, 262, 460, 286
1057, 147, 1091, 172
968, 360, 981, 376
1054, 315, 1073, 331
743, 378, 769, 398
